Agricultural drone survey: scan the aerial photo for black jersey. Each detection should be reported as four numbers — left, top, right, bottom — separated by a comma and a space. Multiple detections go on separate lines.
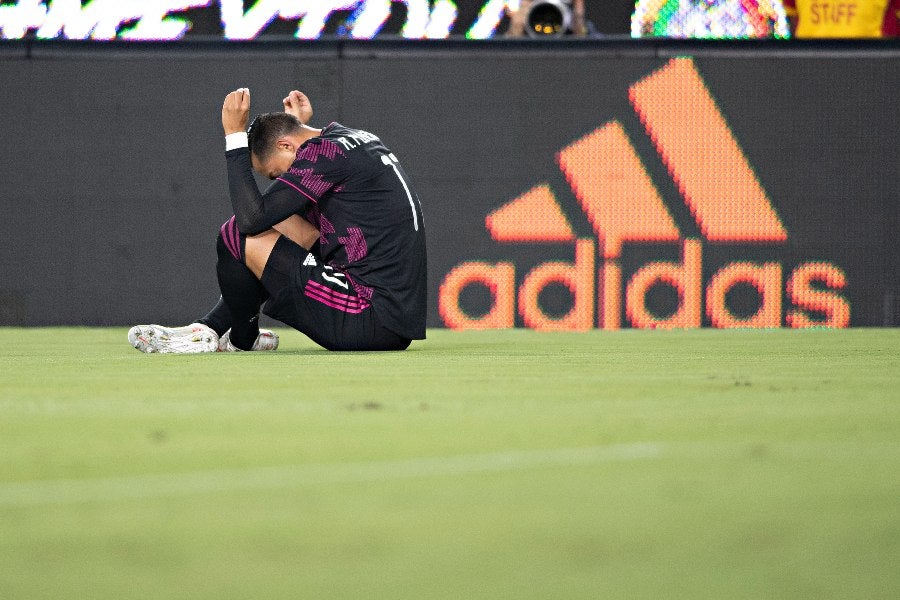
226, 122, 426, 340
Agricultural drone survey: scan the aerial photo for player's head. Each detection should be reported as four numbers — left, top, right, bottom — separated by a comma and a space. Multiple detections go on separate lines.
247, 112, 304, 179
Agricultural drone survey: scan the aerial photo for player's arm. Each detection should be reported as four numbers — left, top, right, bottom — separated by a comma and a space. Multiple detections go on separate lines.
225, 147, 307, 235
283, 90, 313, 125
222, 88, 308, 235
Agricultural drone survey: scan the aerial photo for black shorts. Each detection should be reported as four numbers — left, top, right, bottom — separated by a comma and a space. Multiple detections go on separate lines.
260, 236, 411, 351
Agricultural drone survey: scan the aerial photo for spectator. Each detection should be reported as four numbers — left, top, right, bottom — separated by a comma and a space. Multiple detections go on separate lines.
783, 0, 900, 37
631, 0, 790, 38
507, 0, 589, 37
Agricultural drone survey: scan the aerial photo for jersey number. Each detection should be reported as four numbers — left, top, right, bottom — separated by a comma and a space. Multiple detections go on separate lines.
321, 266, 349, 290
382, 153, 420, 231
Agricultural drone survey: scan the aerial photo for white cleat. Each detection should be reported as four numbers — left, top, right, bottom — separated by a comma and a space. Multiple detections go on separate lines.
217, 328, 279, 352
128, 323, 219, 354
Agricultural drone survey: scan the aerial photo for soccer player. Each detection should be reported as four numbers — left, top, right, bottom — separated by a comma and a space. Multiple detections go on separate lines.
128, 88, 426, 352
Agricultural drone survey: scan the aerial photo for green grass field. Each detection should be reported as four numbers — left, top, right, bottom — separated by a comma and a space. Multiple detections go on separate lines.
1, 328, 898, 599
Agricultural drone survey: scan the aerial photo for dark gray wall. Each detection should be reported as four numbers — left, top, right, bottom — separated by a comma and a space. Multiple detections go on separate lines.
1, 40, 898, 327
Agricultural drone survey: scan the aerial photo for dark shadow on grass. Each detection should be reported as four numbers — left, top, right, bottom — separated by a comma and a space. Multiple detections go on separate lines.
234, 348, 427, 356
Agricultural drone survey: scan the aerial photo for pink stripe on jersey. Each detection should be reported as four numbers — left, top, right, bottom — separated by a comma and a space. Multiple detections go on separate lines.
297, 139, 345, 163
305, 287, 370, 314
337, 227, 369, 263
319, 213, 336, 237
276, 177, 318, 204
285, 167, 332, 198
306, 280, 370, 307
345, 272, 374, 301
305, 290, 369, 314
304, 280, 371, 314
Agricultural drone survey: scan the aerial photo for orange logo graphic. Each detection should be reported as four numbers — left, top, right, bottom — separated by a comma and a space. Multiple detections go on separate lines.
440, 58, 850, 330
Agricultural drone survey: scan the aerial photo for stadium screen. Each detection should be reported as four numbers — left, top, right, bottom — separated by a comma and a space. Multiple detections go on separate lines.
0, 0, 527, 40
0, 1, 795, 40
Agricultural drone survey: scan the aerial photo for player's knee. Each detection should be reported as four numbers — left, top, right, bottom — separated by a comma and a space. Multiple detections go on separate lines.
243, 231, 280, 277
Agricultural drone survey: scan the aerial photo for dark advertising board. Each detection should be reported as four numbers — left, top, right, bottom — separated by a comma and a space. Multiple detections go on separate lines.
423, 55, 899, 329
0, 44, 896, 327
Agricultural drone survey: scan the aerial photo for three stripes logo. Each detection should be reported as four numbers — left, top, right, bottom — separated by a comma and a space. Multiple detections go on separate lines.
439, 58, 850, 330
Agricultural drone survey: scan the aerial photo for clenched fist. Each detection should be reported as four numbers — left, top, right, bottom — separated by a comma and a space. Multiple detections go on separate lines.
222, 88, 251, 135
283, 90, 313, 125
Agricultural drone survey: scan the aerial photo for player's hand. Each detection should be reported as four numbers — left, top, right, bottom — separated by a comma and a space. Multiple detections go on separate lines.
222, 88, 251, 135
283, 90, 313, 124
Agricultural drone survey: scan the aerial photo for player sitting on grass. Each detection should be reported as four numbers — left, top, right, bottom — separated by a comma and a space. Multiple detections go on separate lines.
128, 88, 426, 353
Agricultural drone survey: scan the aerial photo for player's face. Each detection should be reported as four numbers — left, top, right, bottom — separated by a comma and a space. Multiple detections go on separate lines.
251, 148, 294, 181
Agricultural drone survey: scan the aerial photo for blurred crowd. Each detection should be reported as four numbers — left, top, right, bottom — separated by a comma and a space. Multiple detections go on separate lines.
508, 0, 899, 38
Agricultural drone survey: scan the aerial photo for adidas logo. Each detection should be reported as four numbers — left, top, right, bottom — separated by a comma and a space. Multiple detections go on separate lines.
439, 58, 850, 331
303, 253, 318, 267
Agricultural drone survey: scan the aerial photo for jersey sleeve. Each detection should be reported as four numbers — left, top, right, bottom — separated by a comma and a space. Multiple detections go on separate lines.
225, 147, 311, 235
226, 147, 315, 235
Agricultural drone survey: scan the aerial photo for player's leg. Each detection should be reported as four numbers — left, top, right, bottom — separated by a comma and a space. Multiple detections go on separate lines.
129, 217, 275, 354
196, 296, 231, 337
215, 218, 274, 350
257, 236, 411, 352
127, 218, 263, 354
243, 230, 280, 280
198, 215, 317, 335
155, 214, 317, 352
214, 213, 321, 350
195, 297, 281, 352
273, 214, 319, 252
129, 216, 317, 354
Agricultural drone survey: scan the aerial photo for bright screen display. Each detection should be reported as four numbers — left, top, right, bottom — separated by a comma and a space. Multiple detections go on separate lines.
0, 0, 525, 39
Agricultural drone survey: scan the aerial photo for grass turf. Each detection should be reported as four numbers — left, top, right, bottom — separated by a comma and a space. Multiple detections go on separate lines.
0, 327, 898, 599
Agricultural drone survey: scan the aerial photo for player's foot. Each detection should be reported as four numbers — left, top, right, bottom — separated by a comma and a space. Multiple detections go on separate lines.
128, 323, 219, 354
217, 328, 279, 352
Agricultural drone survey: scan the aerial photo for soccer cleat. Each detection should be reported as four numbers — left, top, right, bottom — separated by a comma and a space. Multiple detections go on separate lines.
217, 328, 279, 352
128, 323, 219, 354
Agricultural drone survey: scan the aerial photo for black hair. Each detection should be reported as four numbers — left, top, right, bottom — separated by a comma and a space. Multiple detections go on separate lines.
247, 112, 303, 161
